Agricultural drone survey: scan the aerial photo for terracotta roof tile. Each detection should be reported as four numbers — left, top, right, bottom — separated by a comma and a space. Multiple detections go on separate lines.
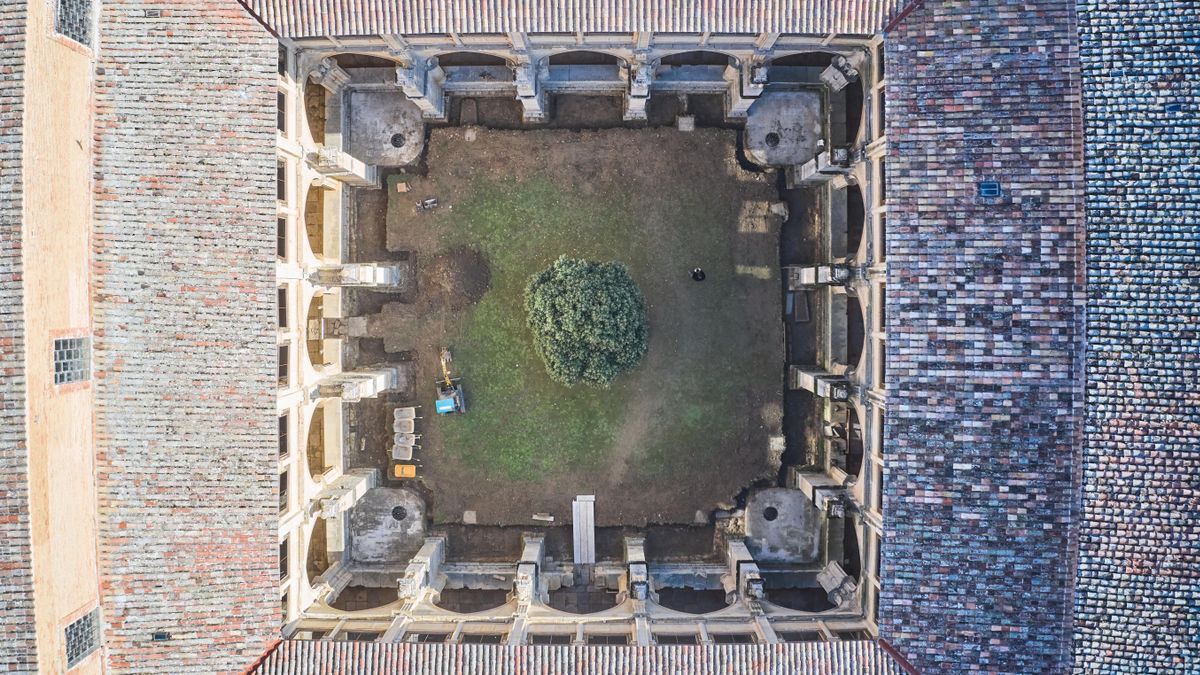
242, 0, 907, 39
250, 641, 904, 674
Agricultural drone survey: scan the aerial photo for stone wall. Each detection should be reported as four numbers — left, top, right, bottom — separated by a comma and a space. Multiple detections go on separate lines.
880, 1, 1085, 671
91, 2, 280, 672
0, 0, 35, 670
1073, 2, 1200, 670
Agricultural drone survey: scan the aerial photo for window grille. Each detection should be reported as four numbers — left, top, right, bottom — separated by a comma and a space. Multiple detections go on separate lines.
56, 0, 92, 47
53, 337, 89, 385
65, 609, 101, 668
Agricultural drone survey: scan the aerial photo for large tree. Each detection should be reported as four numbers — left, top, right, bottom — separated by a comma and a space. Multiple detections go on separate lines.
524, 256, 648, 387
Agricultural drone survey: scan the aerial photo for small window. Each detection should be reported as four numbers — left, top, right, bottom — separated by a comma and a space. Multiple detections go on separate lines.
712, 633, 755, 644
53, 337, 90, 385
56, 0, 92, 47
279, 538, 289, 580
585, 634, 629, 645
278, 345, 290, 387
277, 92, 288, 133
281, 592, 289, 621
277, 287, 288, 328
529, 633, 572, 645
655, 633, 697, 645
279, 470, 289, 512
345, 632, 381, 642
278, 413, 289, 457
461, 633, 504, 644
406, 633, 449, 643
277, 162, 287, 201
277, 218, 288, 259
836, 630, 872, 641
64, 608, 101, 668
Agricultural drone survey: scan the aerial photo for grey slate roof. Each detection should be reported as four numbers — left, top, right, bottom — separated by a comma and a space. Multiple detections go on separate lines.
880, 0, 1085, 672
249, 641, 904, 674
90, 1, 281, 672
241, 0, 906, 39
1072, 2, 1200, 671
0, 0, 36, 671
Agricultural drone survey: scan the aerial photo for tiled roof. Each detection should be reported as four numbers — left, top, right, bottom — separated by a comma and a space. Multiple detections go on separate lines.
91, 2, 281, 672
241, 0, 906, 39
0, 0, 36, 671
880, 0, 1085, 672
1072, 2, 1200, 671
249, 641, 904, 674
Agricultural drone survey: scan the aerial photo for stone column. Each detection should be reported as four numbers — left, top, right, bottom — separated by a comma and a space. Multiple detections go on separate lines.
385, 537, 447, 642
508, 534, 545, 645
317, 364, 408, 402
312, 262, 414, 292
788, 365, 851, 401
306, 146, 379, 188
725, 538, 765, 602
816, 560, 859, 608
397, 59, 447, 120
311, 560, 353, 605
513, 60, 546, 122
624, 537, 652, 646
312, 468, 378, 520
725, 61, 767, 119
310, 57, 351, 94
625, 59, 653, 121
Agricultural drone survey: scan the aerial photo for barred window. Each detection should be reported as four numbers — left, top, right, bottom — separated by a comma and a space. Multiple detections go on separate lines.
56, 0, 92, 47
53, 337, 90, 385
65, 609, 101, 668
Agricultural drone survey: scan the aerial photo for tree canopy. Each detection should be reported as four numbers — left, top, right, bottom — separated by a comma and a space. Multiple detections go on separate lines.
524, 256, 648, 387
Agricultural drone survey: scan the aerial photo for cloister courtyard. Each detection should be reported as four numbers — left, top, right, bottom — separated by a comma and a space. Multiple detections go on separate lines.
345, 124, 787, 527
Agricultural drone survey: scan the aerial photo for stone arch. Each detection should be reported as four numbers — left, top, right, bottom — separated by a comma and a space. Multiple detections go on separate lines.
547, 50, 625, 66
304, 289, 338, 372
332, 53, 403, 70
546, 586, 620, 614
846, 183, 866, 261
655, 50, 736, 67
433, 588, 512, 614
846, 294, 865, 374
305, 518, 331, 585
306, 399, 339, 481
302, 180, 330, 262
329, 586, 402, 612
836, 401, 864, 478
433, 50, 513, 67
654, 587, 731, 614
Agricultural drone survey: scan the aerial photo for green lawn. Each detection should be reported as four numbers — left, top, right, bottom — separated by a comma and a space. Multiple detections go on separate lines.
386, 136, 780, 485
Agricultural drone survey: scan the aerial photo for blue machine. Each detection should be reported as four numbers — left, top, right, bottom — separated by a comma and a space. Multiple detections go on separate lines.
435, 348, 466, 415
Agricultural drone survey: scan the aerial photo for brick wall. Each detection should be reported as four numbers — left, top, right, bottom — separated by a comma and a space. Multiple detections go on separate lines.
881, 1, 1085, 671
0, 0, 36, 671
1073, 2, 1200, 671
91, 2, 280, 672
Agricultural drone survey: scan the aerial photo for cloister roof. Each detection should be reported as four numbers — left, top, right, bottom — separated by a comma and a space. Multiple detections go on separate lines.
241, 0, 908, 39
89, 1, 281, 672
248, 641, 905, 674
